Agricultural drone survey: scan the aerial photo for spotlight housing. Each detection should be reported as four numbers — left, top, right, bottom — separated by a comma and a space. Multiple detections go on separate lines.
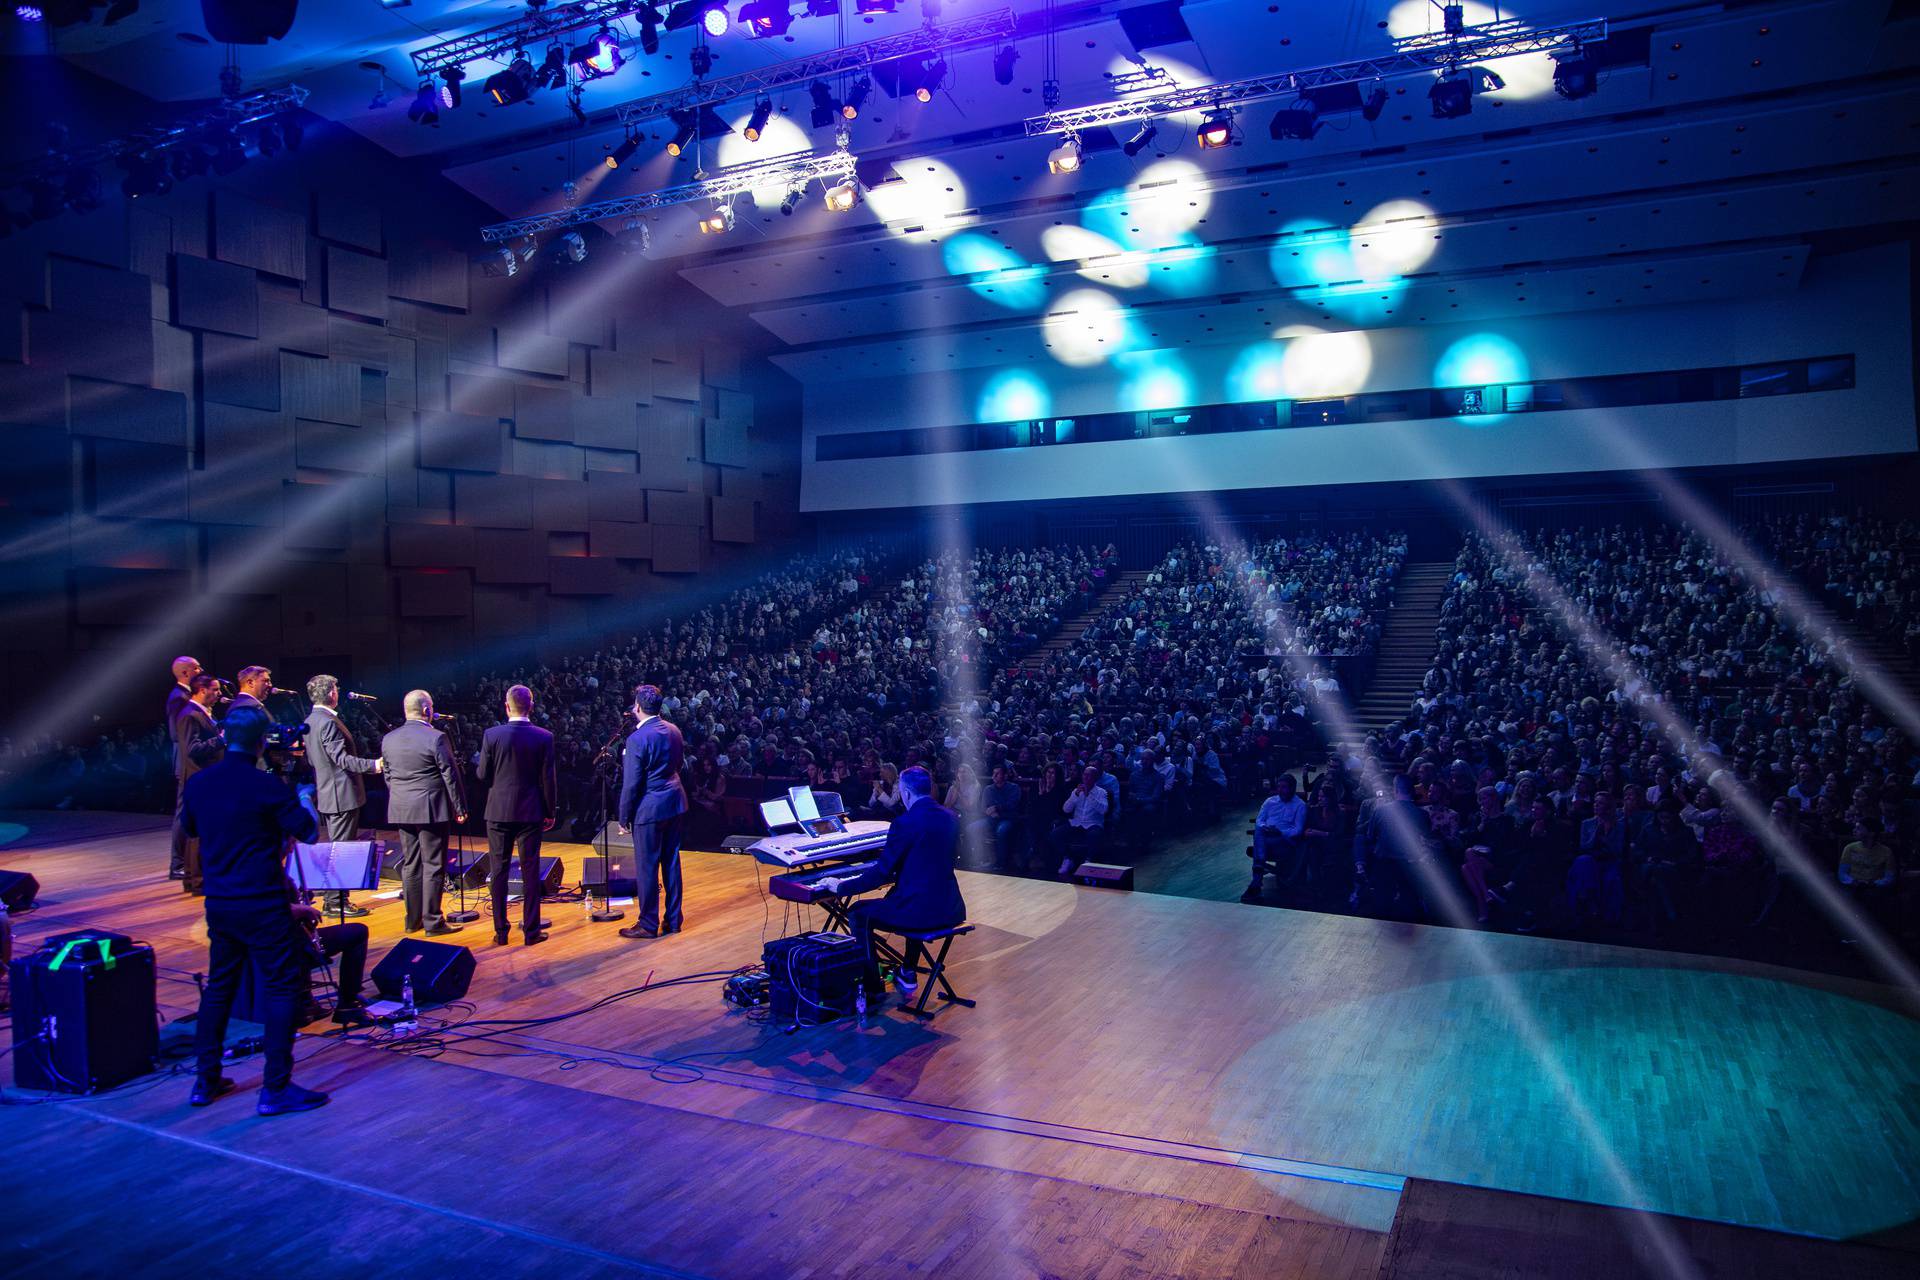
606, 131, 640, 168
779, 184, 802, 216
638, 4, 662, 53
700, 1, 728, 36
1046, 136, 1082, 174
842, 77, 871, 119
1361, 86, 1388, 121
697, 204, 735, 235
740, 0, 791, 35
117, 151, 172, 199
823, 179, 859, 212
1268, 98, 1319, 141
808, 80, 839, 128
743, 97, 772, 141
690, 42, 713, 77
1196, 109, 1234, 148
487, 61, 532, 106
535, 43, 568, 89
438, 66, 465, 109
666, 109, 698, 156
913, 58, 944, 101
1122, 121, 1157, 157
1553, 48, 1598, 100
1429, 73, 1473, 119
210, 132, 249, 173
570, 29, 624, 80
497, 244, 519, 277
407, 82, 440, 124
993, 44, 1018, 86
855, 0, 897, 11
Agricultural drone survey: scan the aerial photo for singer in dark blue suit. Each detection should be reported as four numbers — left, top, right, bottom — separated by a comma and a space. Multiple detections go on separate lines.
616, 683, 686, 938
474, 683, 558, 947
826, 766, 967, 1000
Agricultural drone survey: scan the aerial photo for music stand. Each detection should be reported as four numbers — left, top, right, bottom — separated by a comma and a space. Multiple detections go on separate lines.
289, 841, 384, 927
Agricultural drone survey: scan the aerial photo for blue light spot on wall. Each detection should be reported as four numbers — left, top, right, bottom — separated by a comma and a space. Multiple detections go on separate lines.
1142, 236, 1218, 297
1273, 219, 1354, 288
1227, 343, 1287, 402
977, 370, 1051, 423
1434, 333, 1530, 424
1116, 351, 1194, 412
945, 233, 1047, 310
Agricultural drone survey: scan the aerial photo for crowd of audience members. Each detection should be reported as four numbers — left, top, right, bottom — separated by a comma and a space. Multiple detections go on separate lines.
1246, 522, 1918, 959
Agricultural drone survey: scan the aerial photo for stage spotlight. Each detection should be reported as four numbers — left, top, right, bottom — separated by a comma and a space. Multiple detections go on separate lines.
913, 57, 944, 101
690, 41, 712, 76
210, 131, 248, 172
1268, 98, 1319, 141
496, 244, 518, 277
1429, 73, 1473, 119
638, 4, 661, 53
809, 80, 839, 128
1441, 0, 1464, 35
842, 77, 870, 118
15, 5, 44, 20
856, 0, 897, 11
1361, 86, 1388, 121
571, 29, 624, 80
487, 51, 534, 105
743, 97, 772, 141
438, 67, 464, 109
1122, 121, 1157, 157
665, 109, 698, 156
741, 0, 790, 35
557, 231, 588, 263
779, 184, 802, 215
824, 179, 859, 212
1553, 48, 1597, 100
922, 0, 940, 20
701, 1, 728, 36
517, 236, 538, 263
534, 43, 568, 89
1195, 109, 1234, 148
615, 218, 651, 254
605, 130, 640, 168
697, 203, 735, 235
992, 44, 1019, 86
1046, 135, 1082, 174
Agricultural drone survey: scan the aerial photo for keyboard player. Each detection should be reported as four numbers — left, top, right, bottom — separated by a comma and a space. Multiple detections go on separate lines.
815, 766, 966, 1005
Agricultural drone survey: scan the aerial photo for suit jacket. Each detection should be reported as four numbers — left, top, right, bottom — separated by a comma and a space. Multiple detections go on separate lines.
380, 719, 467, 826
174, 702, 225, 787
306, 706, 379, 814
166, 683, 191, 737
181, 752, 318, 901
874, 798, 967, 926
618, 717, 687, 826
475, 720, 557, 824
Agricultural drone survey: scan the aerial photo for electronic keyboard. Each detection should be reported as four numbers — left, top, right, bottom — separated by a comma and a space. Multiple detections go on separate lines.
767, 860, 890, 905
749, 819, 890, 868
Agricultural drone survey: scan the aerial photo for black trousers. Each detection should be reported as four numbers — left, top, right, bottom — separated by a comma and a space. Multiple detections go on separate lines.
171, 783, 202, 893
195, 896, 306, 1091
393, 822, 449, 932
313, 921, 368, 1004
486, 820, 544, 936
633, 813, 685, 934
315, 810, 360, 913
849, 897, 957, 988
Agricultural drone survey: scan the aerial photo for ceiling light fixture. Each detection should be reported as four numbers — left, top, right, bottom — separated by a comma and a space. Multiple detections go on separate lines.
1046, 135, 1081, 174
666, 109, 698, 155
701, 1, 729, 37
1553, 46, 1597, 99
437, 66, 465, 109
824, 179, 860, 211
1121, 121, 1157, 156
1428, 72, 1472, 118
638, 5, 661, 54
1361, 85, 1388, 121
809, 79, 840, 128
1268, 97, 1319, 140
606, 129, 641, 168
1195, 109, 1234, 148
571, 29, 624, 80
842, 77, 871, 118
698, 203, 735, 234
743, 97, 772, 141
993, 44, 1018, 85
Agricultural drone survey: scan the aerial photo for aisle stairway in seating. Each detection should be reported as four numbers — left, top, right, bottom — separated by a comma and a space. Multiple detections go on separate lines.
1018, 569, 1147, 670
1326, 560, 1452, 751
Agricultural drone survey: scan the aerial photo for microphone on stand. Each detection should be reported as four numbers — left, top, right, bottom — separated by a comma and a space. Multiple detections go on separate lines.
346, 691, 378, 702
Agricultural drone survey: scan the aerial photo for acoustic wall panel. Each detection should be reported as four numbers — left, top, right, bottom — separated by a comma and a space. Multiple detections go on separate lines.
68, 378, 189, 449
513, 382, 574, 442
258, 291, 331, 357
714, 387, 754, 422
638, 453, 696, 492
27, 309, 153, 386
574, 395, 638, 451
89, 439, 189, 521
295, 419, 380, 474
49, 258, 153, 324
586, 471, 646, 522
316, 193, 382, 252
172, 253, 259, 336
417, 409, 503, 472
325, 246, 389, 321
329, 316, 390, 369
449, 371, 514, 418
510, 438, 585, 481
531, 477, 591, 532
389, 243, 467, 310
473, 529, 550, 583
414, 337, 448, 411
705, 347, 745, 393
646, 489, 705, 526
398, 571, 473, 617
711, 496, 756, 544
281, 353, 361, 425
212, 190, 308, 280
454, 473, 533, 528
447, 314, 494, 364
390, 524, 476, 568
702, 417, 753, 467
651, 358, 699, 402
201, 333, 280, 411
646, 400, 700, 457
588, 348, 650, 403
128, 208, 172, 280
590, 520, 652, 559
498, 326, 568, 377
152, 320, 195, 396
71, 566, 190, 627
547, 555, 620, 595
650, 523, 700, 573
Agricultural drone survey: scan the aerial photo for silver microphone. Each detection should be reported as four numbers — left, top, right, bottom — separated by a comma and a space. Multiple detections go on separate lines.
345, 691, 378, 702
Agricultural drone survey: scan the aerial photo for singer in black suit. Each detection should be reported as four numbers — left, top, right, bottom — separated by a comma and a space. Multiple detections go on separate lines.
616, 684, 686, 939
303, 674, 379, 918
166, 654, 202, 881
823, 766, 967, 1000
474, 684, 558, 947
380, 690, 467, 936
172, 674, 225, 896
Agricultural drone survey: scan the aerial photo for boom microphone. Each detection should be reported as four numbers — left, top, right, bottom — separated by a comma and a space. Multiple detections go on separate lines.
345, 691, 378, 702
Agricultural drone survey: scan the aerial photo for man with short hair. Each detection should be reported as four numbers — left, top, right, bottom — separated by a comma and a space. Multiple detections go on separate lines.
228, 666, 274, 772
1057, 765, 1109, 875
173, 673, 226, 895
166, 655, 203, 880
617, 684, 687, 939
1246, 773, 1308, 901
474, 684, 558, 947
303, 674, 379, 919
181, 704, 329, 1116
380, 690, 467, 937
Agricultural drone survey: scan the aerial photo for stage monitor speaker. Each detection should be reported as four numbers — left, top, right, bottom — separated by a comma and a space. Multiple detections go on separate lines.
581, 854, 637, 898
0, 870, 39, 912
9, 936, 157, 1093
371, 939, 475, 1005
596, 822, 634, 852
201, 0, 298, 44
462, 854, 563, 893
1075, 862, 1135, 890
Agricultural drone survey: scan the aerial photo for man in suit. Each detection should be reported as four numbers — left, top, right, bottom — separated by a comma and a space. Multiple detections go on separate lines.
616, 684, 686, 939
181, 704, 329, 1117
166, 654, 202, 881
821, 766, 966, 1003
380, 690, 467, 937
173, 673, 226, 895
225, 665, 275, 772
474, 684, 557, 947
302, 675, 379, 919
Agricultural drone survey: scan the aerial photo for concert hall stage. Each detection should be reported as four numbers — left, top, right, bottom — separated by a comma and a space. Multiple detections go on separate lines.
3, 811, 1918, 1278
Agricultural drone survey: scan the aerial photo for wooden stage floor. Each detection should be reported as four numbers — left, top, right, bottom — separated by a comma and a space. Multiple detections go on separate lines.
3, 811, 1918, 1278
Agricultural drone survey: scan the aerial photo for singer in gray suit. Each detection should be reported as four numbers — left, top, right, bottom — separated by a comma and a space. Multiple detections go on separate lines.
303, 674, 380, 919
380, 690, 467, 936
616, 683, 687, 939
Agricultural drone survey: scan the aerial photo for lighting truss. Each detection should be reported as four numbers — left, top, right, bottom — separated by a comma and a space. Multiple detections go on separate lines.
612, 7, 1014, 128
408, 1, 651, 79
1, 85, 309, 182
478, 148, 856, 241
1023, 17, 1606, 136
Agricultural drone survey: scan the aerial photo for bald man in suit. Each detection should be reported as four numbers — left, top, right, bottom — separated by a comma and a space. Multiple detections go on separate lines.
380, 690, 467, 937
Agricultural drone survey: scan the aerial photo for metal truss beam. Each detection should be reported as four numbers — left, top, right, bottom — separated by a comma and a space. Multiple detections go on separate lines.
613, 8, 1017, 127
4, 86, 310, 182
409, 1, 650, 79
1023, 17, 1606, 136
479, 149, 856, 240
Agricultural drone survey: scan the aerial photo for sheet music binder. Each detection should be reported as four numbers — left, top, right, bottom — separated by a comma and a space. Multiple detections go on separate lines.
289, 841, 383, 892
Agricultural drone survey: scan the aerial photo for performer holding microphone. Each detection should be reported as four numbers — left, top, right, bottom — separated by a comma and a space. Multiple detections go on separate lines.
616, 684, 686, 940
381, 690, 467, 937
303, 674, 379, 919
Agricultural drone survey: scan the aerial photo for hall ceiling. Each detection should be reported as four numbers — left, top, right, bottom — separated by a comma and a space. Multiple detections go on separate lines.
44, 0, 1920, 380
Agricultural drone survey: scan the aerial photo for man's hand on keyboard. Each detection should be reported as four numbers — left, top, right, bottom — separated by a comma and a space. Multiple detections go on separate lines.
816, 876, 843, 895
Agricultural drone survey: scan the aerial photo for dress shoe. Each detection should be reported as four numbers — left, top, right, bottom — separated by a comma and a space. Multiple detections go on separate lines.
618, 924, 658, 940
330, 1004, 372, 1028
522, 930, 549, 946
423, 923, 463, 937
256, 1083, 330, 1116
167, 869, 186, 881
189, 1076, 235, 1108
328, 903, 371, 919
493, 931, 511, 947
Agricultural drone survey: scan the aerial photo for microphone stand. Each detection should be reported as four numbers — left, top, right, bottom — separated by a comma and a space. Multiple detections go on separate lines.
589, 730, 625, 923
439, 714, 481, 926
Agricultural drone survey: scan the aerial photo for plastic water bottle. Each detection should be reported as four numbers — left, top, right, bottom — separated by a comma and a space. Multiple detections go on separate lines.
396, 974, 418, 1037
854, 983, 867, 1027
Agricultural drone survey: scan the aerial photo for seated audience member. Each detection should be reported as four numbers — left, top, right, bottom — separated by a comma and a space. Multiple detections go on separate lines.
979, 765, 1024, 866
1057, 765, 1109, 875
865, 762, 905, 821
1245, 773, 1308, 900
